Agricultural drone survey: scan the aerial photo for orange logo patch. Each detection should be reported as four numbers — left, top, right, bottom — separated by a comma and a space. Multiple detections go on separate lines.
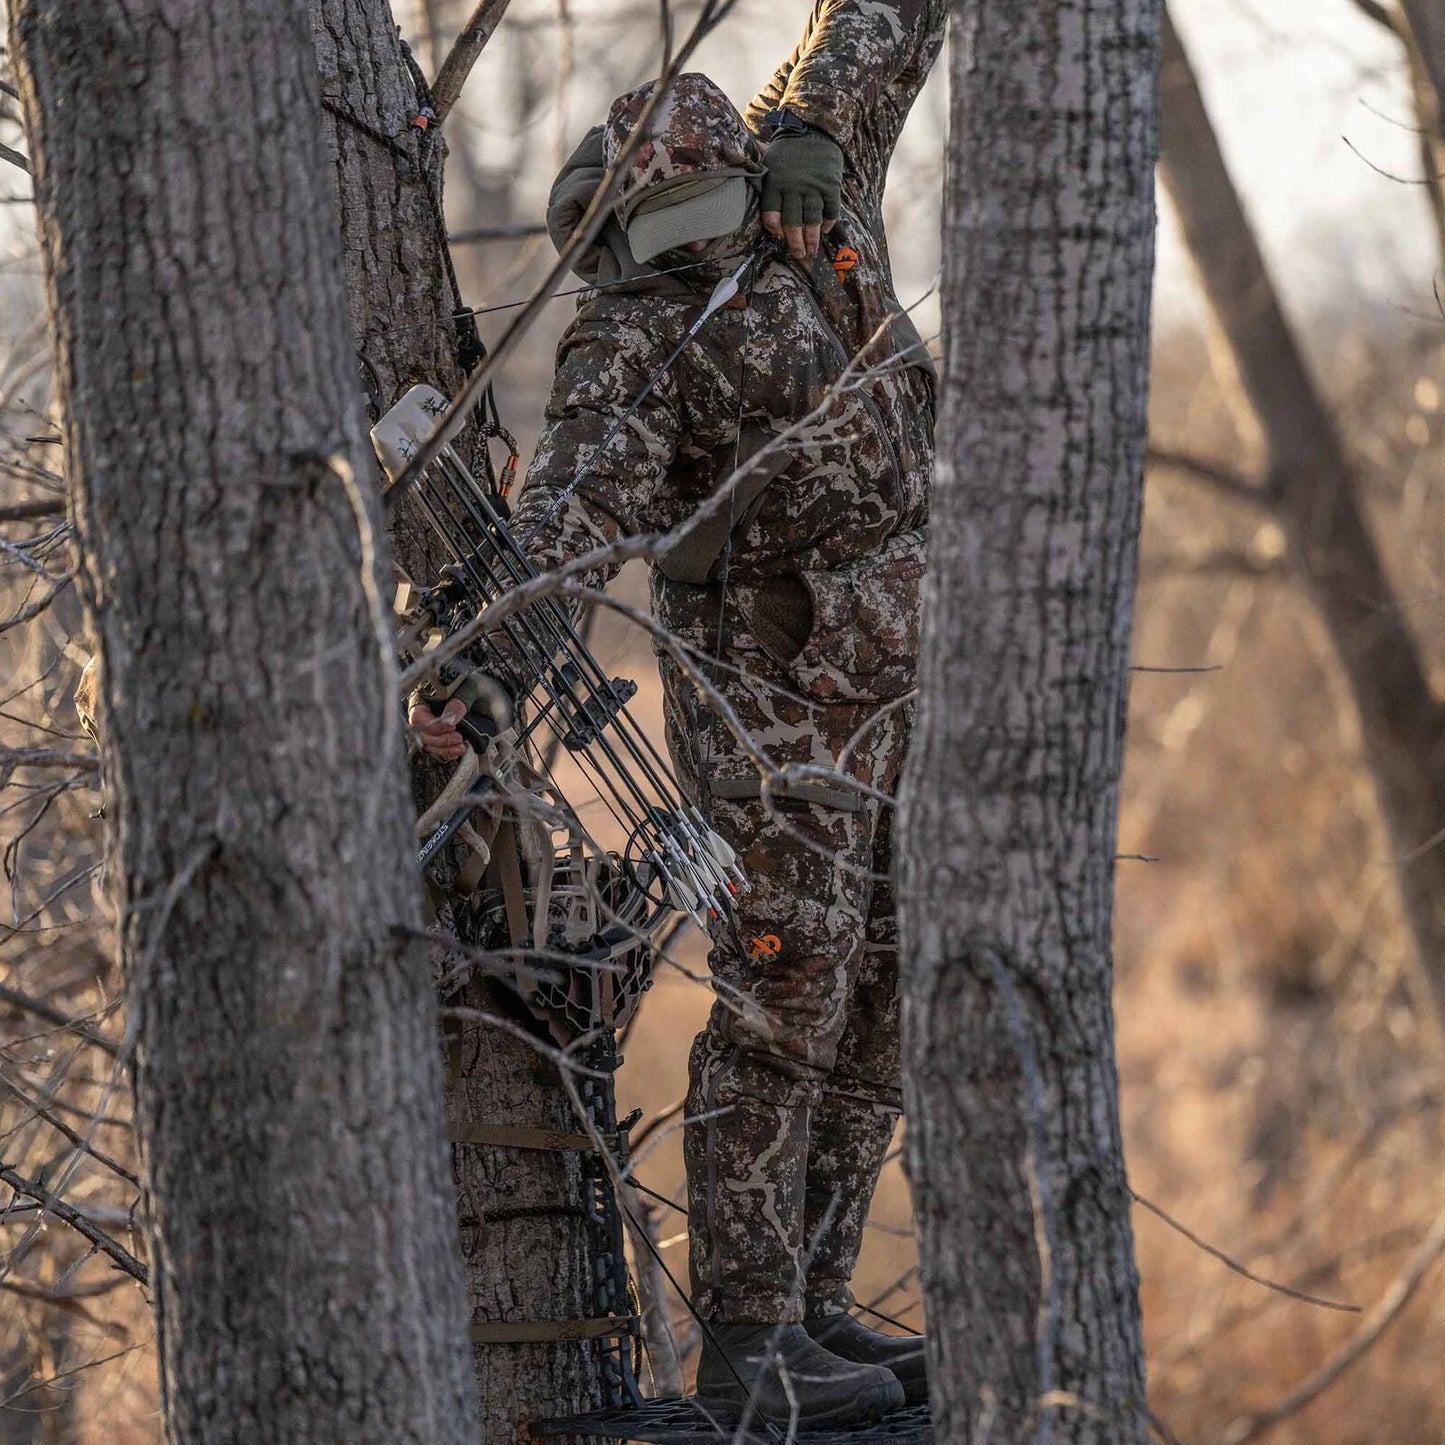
831, 246, 860, 282
749, 934, 783, 961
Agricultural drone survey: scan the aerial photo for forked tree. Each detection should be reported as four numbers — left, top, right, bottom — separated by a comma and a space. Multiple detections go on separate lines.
899, 0, 1161, 1439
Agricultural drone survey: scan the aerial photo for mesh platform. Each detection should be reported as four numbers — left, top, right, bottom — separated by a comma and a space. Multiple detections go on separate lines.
536, 1396, 933, 1443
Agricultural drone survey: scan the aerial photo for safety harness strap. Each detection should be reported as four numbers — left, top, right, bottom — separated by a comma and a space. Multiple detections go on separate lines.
446, 1120, 600, 1152
655, 422, 791, 585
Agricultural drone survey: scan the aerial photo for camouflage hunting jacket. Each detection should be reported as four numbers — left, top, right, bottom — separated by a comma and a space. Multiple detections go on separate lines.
512, 0, 946, 703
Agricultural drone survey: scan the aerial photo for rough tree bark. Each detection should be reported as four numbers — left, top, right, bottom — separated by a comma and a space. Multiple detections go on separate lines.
8, 1, 478, 1441
898, 1, 1159, 1441
309, 2, 610, 1433
1159, 8, 1445, 1033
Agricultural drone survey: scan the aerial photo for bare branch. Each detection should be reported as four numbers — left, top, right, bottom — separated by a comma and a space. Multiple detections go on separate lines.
0, 1164, 148, 1284
1341, 132, 1443, 185
0, 984, 119, 1058
0, 496, 63, 522
1346, 0, 1401, 34
0, 1339, 150, 1409
0, 1073, 141, 1186
1140, 549, 1290, 582
0, 745, 97, 772
429, 0, 515, 125
1130, 664, 1223, 674
1130, 1189, 1359, 1313
448, 221, 549, 245
1218, 1202, 1445, 1444
0, 1272, 130, 1302
0, 138, 28, 174
1147, 447, 1274, 508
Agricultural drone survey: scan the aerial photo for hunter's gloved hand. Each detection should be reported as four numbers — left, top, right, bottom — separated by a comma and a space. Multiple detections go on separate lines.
760, 129, 844, 261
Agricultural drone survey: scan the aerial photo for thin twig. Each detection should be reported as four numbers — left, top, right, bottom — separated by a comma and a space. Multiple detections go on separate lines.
1342, 132, 1442, 185
1217, 1202, 1445, 1444
1130, 664, 1222, 674
1156, 1219, 1427, 1372
1131, 1189, 1359, 1313
448, 221, 549, 244
0, 984, 119, 1058
630, 1096, 686, 1152
0, 1164, 148, 1284
0, 1339, 151, 1409
1147, 447, 1274, 508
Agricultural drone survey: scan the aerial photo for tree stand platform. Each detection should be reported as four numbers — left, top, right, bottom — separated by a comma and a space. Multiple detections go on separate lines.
536, 1396, 933, 1443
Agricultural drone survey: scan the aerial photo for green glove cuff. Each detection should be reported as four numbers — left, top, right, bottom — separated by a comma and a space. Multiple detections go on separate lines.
760, 130, 844, 224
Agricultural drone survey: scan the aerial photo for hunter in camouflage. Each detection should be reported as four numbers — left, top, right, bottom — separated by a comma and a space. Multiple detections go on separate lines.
506, 0, 946, 1422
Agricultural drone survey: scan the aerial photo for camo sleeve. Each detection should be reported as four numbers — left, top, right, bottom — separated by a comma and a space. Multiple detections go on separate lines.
511, 302, 684, 586
747, 0, 946, 205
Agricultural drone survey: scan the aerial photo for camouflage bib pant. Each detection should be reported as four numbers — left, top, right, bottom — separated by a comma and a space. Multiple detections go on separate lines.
658, 637, 909, 1325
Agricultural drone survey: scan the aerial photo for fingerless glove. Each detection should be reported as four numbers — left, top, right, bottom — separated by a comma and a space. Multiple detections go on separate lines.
760, 129, 844, 228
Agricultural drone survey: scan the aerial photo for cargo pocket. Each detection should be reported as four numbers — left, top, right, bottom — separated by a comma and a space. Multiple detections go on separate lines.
787, 531, 925, 703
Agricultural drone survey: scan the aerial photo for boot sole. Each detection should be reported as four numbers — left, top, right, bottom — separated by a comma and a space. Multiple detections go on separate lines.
695, 1378, 906, 1428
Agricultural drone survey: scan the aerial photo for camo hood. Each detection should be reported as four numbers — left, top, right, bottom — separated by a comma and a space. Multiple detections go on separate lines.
547, 75, 764, 290
604, 72, 765, 222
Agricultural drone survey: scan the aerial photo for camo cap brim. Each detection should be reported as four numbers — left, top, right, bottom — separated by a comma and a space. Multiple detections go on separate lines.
605, 73, 763, 258
625, 174, 751, 263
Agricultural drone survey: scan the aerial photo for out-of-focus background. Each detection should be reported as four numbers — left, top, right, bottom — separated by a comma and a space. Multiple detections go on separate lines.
3, 0, 1444, 1439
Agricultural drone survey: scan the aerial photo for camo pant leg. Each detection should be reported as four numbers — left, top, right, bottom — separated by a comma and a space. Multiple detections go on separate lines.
803, 800, 904, 1316
659, 652, 909, 1324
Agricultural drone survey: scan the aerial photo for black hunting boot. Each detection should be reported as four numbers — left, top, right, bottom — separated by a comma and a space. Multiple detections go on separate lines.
805, 1311, 929, 1404
696, 1322, 905, 1426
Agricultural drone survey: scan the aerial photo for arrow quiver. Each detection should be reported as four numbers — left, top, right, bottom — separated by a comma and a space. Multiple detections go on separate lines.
372, 385, 746, 1411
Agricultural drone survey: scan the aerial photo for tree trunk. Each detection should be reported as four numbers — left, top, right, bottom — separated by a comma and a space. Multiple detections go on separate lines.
312, 0, 469, 582
1403, 30, 1445, 263
309, 3, 610, 1433
8, 1, 479, 1441
898, 2, 1157, 1440
1158, 7, 1445, 1032
1399, 0, 1445, 118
